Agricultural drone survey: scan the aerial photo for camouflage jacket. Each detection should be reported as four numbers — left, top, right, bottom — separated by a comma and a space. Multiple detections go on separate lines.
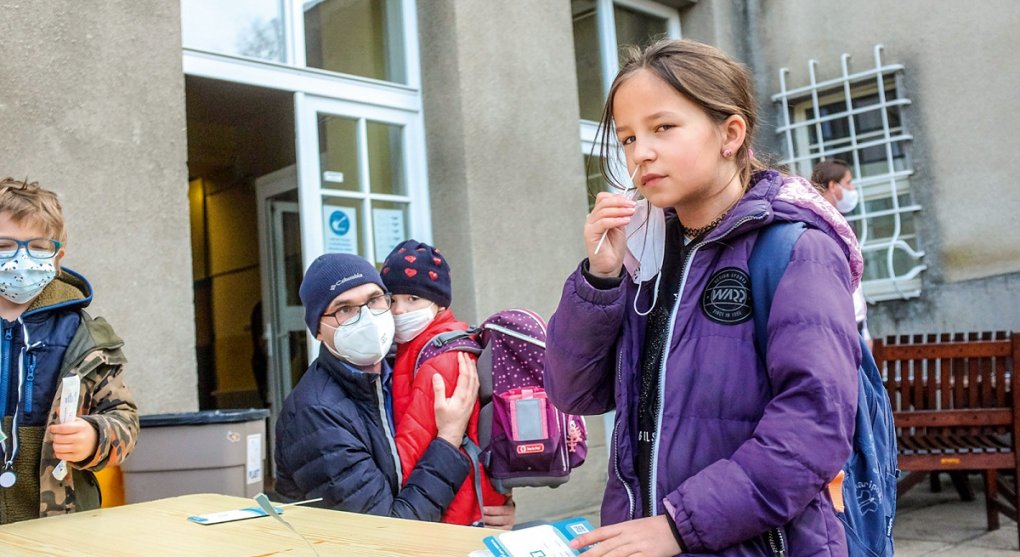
22, 269, 139, 517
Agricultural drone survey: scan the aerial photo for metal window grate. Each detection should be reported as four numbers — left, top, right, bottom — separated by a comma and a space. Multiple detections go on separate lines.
772, 45, 926, 302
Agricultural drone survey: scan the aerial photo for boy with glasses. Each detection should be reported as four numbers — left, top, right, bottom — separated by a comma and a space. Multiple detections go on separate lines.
274, 253, 483, 520
0, 177, 138, 524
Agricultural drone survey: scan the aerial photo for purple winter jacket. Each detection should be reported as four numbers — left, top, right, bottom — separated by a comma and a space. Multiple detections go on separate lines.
545, 171, 861, 556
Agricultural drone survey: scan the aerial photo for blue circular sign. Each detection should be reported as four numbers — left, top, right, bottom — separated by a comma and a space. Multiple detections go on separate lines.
329, 210, 350, 236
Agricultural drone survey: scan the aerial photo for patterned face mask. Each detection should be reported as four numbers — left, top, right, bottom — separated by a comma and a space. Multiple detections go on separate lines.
0, 254, 56, 304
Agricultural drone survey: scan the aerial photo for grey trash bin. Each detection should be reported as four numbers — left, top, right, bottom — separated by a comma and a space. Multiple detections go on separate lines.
121, 408, 270, 503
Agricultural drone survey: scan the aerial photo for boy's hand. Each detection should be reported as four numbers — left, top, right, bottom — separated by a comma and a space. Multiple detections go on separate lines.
48, 418, 98, 463
433, 352, 479, 447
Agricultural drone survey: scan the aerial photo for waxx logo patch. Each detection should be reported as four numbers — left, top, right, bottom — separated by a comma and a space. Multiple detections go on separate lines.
701, 267, 752, 324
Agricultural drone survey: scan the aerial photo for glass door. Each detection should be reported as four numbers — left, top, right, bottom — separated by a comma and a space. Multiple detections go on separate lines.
294, 93, 431, 358
256, 167, 308, 450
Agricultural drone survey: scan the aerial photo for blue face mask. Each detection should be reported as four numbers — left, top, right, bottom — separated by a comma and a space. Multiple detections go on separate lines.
0, 255, 56, 304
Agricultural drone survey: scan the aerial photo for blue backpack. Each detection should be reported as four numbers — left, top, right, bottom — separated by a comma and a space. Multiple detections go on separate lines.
749, 222, 898, 557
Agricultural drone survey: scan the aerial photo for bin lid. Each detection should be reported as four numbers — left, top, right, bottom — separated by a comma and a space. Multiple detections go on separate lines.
139, 408, 270, 427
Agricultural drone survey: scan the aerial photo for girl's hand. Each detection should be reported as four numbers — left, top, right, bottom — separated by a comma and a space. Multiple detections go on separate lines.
433, 352, 479, 447
48, 418, 98, 463
586, 191, 637, 278
572, 515, 683, 557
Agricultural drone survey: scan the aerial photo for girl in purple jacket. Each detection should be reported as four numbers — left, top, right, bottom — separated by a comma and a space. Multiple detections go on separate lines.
545, 39, 862, 556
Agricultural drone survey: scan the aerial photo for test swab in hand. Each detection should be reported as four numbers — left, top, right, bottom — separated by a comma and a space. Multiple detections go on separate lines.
593, 164, 641, 255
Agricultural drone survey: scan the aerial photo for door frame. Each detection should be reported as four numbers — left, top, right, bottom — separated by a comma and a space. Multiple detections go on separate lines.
255, 165, 305, 453
293, 92, 432, 359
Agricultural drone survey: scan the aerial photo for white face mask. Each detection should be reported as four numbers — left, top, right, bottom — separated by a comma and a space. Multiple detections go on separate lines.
835, 186, 859, 214
324, 306, 395, 366
393, 304, 437, 344
622, 198, 666, 316
0, 255, 56, 304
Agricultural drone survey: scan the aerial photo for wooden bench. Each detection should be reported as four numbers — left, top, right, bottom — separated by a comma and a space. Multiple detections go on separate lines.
872, 331, 1020, 544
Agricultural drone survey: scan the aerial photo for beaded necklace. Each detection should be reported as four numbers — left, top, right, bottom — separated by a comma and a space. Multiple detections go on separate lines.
682, 194, 741, 238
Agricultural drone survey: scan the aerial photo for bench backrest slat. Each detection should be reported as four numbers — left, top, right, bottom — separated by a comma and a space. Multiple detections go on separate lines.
874, 332, 1019, 438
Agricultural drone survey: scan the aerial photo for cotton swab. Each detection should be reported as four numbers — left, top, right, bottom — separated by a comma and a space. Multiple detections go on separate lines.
593, 165, 641, 255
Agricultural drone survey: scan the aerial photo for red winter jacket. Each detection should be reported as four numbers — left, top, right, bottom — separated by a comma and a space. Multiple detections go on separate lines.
392, 309, 509, 525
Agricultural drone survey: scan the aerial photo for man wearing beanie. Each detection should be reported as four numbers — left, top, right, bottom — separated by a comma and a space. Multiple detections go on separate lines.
273, 252, 480, 521
382, 240, 515, 529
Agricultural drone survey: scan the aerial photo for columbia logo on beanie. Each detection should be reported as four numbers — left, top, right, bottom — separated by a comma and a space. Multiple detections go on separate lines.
381, 239, 452, 308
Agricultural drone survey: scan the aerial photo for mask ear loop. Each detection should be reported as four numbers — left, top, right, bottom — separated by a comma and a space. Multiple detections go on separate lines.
632, 272, 661, 317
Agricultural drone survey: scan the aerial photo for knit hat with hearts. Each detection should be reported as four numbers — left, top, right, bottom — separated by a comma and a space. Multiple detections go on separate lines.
380, 239, 452, 308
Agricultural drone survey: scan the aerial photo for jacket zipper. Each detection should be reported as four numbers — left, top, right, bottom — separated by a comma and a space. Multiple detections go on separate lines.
611, 346, 636, 520
648, 213, 767, 517
24, 353, 36, 415
0, 326, 11, 416
767, 527, 787, 557
375, 380, 403, 487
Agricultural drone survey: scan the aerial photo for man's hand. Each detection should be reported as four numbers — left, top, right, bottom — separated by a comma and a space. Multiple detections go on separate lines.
483, 495, 516, 530
571, 515, 682, 557
48, 417, 98, 463
434, 352, 479, 447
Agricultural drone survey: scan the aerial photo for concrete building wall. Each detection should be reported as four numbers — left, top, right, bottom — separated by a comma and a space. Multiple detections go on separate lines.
0, 2, 196, 413
682, 0, 1020, 336
418, 1, 589, 324
418, 1, 599, 520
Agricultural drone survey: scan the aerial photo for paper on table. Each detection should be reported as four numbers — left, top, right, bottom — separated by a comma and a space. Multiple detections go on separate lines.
52, 375, 81, 481
187, 506, 283, 525
480, 517, 594, 557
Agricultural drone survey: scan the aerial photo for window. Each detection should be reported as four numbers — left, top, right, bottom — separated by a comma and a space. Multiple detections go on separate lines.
773, 46, 926, 301
572, 0, 680, 204
181, 0, 286, 63
181, 0, 409, 85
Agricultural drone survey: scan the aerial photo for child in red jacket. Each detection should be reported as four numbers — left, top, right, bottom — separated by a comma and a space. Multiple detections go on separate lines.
381, 239, 513, 528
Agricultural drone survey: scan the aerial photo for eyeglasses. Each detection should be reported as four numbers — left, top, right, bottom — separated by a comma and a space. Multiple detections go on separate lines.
321, 293, 392, 327
0, 238, 61, 261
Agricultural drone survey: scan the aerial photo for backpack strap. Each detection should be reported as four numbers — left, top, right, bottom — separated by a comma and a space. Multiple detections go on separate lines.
413, 329, 482, 379
749, 222, 807, 366
461, 436, 486, 526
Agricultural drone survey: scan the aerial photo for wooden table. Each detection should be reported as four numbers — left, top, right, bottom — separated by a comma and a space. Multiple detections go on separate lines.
0, 493, 496, 556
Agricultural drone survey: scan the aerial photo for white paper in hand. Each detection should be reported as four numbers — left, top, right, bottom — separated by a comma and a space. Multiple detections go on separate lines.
52, 375, 81, 481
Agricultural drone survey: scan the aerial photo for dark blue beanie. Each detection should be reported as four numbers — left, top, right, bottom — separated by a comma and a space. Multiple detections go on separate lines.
299, 253, 385, 337
381, 240, 452, 308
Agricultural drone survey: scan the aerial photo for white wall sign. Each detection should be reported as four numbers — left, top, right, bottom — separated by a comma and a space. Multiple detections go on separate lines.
323, 205, 358, 255
372, 208, 406, 263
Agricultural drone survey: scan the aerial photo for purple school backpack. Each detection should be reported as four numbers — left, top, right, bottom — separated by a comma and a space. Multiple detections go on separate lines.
416, 308, 587, 494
